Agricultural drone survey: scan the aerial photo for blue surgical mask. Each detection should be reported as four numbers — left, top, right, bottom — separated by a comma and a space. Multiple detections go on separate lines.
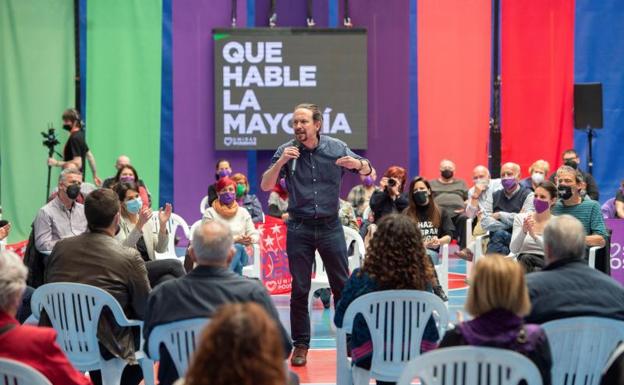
125, 197, 142, 214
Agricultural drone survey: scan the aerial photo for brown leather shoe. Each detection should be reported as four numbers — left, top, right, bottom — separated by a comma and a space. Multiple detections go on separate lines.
290, 346, 309, 367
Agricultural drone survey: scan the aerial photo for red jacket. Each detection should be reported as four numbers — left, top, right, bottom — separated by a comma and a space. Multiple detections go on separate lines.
0, 311, 92, 385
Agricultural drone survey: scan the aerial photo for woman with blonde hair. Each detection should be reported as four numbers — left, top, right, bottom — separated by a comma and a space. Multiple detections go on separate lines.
182, 302, 288, 385
521, 159, 550, 191
439, 255, 552, 385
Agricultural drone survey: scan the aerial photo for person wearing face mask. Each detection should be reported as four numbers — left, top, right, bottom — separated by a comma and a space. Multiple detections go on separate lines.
102, 155, 131, 188
114, 165, 151, 210
520, 160, 550, 192
114, 182, 185, 287
552, 166, 607, 254
510, 181, 558, 272
33, 168, 88, 255
548, 149, 599, 200
207, 159, 233, 207
231, 173, 264, 224
44, 188, 150, 385
47, 108, 102, 186
48, 163, 97, 203
268, 177, 290, 220
429, 159, 469, 248
203, 177, 259, 275
347, 168, 380, 219
480, 162, 535, 255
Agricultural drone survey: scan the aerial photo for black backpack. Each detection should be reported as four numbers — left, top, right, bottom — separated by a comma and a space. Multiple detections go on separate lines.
22, 221, 46, 288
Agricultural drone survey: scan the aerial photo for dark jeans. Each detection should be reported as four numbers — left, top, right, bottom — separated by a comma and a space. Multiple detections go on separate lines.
287, 216, 349, 348
517, 253, 545, 273
145, 259, 185, 287
486, 229, 512, 255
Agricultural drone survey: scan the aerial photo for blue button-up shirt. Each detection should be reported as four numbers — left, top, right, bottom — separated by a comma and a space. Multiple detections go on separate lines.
270, 135, 369, 219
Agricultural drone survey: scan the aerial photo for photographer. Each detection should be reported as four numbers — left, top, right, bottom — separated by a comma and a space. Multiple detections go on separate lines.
47, 108, 102, 186
369, 166, 409, 221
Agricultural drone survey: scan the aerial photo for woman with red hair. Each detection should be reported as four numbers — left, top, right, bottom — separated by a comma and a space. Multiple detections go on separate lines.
203, 177, 259, 274
369, 166, 409, 221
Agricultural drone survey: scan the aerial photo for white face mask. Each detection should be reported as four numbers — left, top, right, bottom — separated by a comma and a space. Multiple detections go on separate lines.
531, 172, 545, 185
475, 178, 489, 188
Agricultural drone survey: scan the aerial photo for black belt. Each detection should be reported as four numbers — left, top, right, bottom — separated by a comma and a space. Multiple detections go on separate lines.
290, 215, 338, 225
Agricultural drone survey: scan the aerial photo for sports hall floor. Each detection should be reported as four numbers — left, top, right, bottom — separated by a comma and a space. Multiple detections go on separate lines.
275, 254, 469, 384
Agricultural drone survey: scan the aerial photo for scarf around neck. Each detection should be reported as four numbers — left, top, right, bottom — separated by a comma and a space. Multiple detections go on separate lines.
212, 199, 238, 219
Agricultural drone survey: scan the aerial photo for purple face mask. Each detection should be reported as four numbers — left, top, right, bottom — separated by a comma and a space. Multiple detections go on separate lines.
363, 176, 374, 187
120, 175, 135, 183
218, 169, 231, 178
279, 178, 287, 190
534, 198, 550, 214
219, 191, 236, 205
501, 177, 517, 191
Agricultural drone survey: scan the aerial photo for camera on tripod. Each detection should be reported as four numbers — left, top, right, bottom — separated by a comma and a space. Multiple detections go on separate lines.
41, 127, 60, 151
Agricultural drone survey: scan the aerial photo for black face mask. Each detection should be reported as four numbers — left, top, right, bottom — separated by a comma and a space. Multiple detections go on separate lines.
66, 184, 81, 200
441, 170, 454, 179
413, 190, 429, 206
62, 124, 72, 131
557, 185, 573, 200
564, 159, 578, 169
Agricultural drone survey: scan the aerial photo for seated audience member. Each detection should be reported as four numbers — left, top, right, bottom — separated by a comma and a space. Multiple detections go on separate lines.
526, 215, 624, 324
440, 255, 552, 385
339, 198, 359, 231
113, 165, 151, 210
614, 181, 624, 219
0, 250, 92, 385
102, 154, 131, 188
482, 162, 534, 255
45, 189, 151, 385
335, 214, 440, 376
549, 149, 599, 200
347, 169, 380, 219
552, 166, 607, 249
182, 303, 295, 385
510, 181, 558, 272
520, 159, 550, 192
34, 168, 87, 254
369, 166, 409, 221
268, 178, 289, 220
429, 159, 469, 246
143, 220, 292, 385
405, 177, 454, 264
114, 182, 185, 287
203, 177, 259, 275
206, 159, 232, 207
49, 163, 97, 203
231, 172, 264, 223
464, 165, 503, 220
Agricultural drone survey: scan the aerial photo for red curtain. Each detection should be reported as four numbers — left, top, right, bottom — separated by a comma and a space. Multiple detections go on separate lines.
501, 0, 575, 177
417, 0, 492, 182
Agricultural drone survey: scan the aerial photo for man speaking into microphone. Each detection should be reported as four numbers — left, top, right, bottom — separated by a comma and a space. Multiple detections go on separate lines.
261, 103, 372, 366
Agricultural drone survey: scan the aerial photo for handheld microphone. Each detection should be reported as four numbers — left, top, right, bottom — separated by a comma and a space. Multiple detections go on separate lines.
291, 140, 302, 175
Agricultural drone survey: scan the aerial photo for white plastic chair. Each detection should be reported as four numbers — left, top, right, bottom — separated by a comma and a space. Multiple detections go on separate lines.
189, 219, 202, 241
435, 244, 449, 295
152, 212, 190, 260
588, 245, 604, 269
542, 316, 624, 385
199, 196, 209, 215
397, 346, 543, 385
0, 358, 52, 385
147, 318, 210, 379
336, 290, 449, 385
30, 283, 155, 385
308, 226, 364, 310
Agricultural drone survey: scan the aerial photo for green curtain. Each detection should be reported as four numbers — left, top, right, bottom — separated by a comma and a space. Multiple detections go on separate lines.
86, 0, 162, 208
0, 0, 75, 241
